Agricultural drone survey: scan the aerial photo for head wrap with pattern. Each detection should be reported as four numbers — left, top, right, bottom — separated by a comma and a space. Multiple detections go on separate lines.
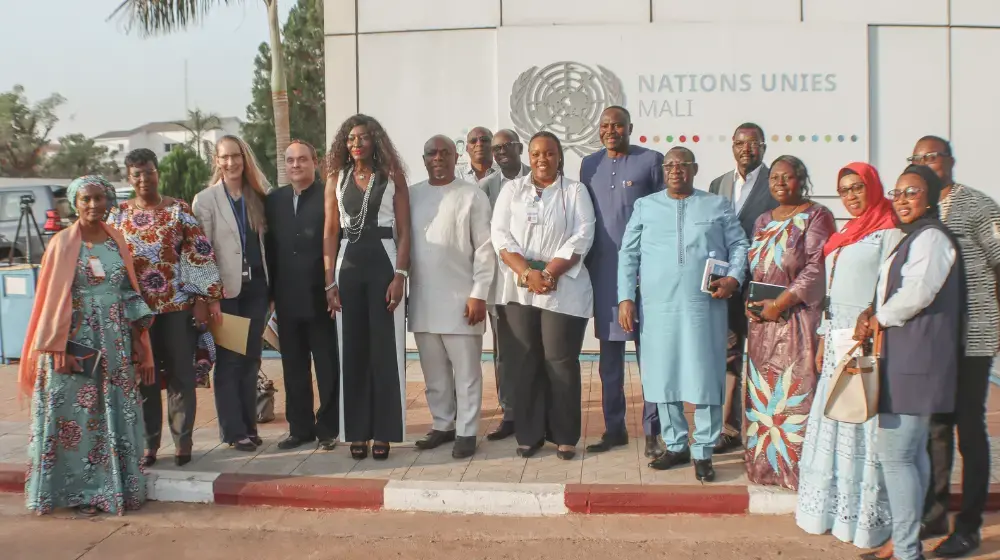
66, 175, 117, 215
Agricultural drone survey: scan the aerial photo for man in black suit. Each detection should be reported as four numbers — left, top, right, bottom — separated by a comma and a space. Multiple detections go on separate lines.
265, 140, 339, 450
708, 122, 778, 454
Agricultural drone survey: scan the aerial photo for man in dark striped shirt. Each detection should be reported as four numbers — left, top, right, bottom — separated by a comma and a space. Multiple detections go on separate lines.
912, 135, 1000, 559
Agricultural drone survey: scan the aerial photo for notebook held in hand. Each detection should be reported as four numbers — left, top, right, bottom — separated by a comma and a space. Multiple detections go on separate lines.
747, 281, 790, 320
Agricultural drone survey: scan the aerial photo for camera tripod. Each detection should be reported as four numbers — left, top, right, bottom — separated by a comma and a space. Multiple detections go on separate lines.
8, 196, 47, 266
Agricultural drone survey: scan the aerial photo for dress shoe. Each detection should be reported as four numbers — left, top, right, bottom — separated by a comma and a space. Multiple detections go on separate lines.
934, 532, 980, 558
585, 431, 629, 453
415, 429, 456, 450
452, 436, 477, 459
486, 420, 515, 441
648, 449, 691, 470
318, 439, 337, 451
693, 458, 716, 482
644, 436, 663, 458
713, 433, 742, 454
919, 518, 949, 540
277, 435, 315, 450
248, 435, 263, 447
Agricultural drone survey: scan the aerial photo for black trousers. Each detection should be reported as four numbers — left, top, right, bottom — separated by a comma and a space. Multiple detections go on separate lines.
490, 305, 515, 421
504, 303, 588, 447
214, 272, 269, 444
923, 355, 992, 533
277, 310, 340, 441
339, 237, 403, 443
723, 290, 747, 430
142, 309, 199, 452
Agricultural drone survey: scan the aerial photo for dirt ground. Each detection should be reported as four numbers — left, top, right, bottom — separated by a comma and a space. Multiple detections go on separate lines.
4, 494, 1000, 560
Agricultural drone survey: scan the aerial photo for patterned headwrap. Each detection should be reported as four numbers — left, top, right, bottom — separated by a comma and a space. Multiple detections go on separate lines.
66, 175, 118, 215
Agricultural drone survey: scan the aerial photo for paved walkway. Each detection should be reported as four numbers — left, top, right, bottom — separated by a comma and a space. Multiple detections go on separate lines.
1, 361, 998, 487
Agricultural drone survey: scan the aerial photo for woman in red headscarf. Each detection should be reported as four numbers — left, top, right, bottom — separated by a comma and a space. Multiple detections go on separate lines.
795, 163, 902, 549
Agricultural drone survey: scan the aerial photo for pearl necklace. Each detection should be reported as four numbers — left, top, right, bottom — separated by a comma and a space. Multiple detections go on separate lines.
337, 169, 376, 244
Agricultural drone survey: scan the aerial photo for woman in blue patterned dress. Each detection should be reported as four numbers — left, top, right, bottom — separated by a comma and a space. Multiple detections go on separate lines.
20, 176, 155, 516
795, 163, 902, 548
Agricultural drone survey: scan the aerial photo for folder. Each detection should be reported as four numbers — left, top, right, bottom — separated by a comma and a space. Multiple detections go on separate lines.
209, 313, 250, 355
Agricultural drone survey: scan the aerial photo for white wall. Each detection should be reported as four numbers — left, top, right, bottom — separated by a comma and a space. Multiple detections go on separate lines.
325, 2, 1000, 351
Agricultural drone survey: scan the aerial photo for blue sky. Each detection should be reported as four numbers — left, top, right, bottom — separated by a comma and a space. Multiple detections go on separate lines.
0, 0, 294, 139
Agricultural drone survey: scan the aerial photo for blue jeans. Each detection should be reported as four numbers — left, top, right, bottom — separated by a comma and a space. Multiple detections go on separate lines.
876, 413, 931, 560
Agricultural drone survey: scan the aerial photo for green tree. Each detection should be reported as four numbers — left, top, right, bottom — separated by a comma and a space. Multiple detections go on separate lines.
176, 108, 222, 160
159, 145, 212, 203
0, 85, 66, 177
244, 0, 325, 185
42, 134, 121, 180
111, 0, 293, 185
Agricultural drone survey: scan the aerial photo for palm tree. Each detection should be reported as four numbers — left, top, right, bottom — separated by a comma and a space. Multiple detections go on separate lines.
110, 0, 291, 185
176, 109, 222, 159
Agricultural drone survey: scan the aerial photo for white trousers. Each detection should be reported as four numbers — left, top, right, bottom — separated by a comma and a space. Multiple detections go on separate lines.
414, 333, 484, 437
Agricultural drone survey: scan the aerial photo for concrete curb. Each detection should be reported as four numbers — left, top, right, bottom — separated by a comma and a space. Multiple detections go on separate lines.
2, 463, 999, 516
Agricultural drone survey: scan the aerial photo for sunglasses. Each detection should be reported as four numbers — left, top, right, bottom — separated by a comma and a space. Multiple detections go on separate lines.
491, 141, 521, 154
888, 186, 925, 201
468, 136, 492, 145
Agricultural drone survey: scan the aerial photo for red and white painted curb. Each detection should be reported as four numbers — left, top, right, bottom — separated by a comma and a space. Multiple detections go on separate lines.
2, 463, 997, 516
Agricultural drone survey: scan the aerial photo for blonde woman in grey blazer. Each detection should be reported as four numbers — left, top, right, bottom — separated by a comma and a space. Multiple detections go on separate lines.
193, 135, 271, 452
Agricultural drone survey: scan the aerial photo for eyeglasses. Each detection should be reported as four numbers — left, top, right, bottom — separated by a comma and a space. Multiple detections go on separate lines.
468, 135, 492, 145
888, 186, 925, 200
217, 153, 244, 162
129, 170, 157, 180
733, 141, 765, 150
907, 152, 946, 165
491, 141, 521, 154
837, 183, 866, 197
662, 162, 695, 171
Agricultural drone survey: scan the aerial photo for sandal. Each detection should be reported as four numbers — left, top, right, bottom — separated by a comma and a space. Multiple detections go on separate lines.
372, 442, 390, 461
77, 505, 99, 516
350, 442, 369, 460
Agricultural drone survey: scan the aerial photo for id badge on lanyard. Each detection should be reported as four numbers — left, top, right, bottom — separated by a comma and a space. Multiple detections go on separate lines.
226, 187, 251, 284
526, 198, 540, 225
88, 256, 106, 280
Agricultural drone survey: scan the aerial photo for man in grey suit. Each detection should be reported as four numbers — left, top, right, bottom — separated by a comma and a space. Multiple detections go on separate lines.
480, 129, 529, 441
708, 122, 778, 454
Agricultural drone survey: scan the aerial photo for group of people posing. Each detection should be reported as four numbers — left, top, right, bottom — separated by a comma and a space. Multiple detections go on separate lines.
16, 107, 995, 560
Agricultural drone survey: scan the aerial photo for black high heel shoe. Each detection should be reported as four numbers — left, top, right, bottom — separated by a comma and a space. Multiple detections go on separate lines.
372, 442, 390, 461
350, 442, 369, 460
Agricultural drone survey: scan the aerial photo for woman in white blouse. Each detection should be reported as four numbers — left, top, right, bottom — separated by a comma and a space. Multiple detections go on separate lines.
491, 131, 596, 461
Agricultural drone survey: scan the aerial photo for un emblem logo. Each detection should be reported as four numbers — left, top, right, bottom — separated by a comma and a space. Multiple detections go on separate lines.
510, 62, 625, 157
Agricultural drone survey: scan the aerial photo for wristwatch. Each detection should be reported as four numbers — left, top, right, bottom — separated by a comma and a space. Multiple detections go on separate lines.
394, 268, 409, 279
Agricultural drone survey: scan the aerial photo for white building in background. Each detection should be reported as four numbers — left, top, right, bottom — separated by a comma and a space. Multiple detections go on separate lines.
322, 0, 1000, 352
93, 117, 242, 168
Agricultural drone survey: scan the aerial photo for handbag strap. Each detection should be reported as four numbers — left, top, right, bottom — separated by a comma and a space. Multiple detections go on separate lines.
873, 321, 883, 358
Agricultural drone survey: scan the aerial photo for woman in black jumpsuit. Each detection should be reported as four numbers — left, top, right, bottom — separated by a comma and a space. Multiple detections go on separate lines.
323, 115, 411, 461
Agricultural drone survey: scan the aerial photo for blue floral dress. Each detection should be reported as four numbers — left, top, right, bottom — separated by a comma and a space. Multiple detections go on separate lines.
25, 238, 153, 515
795, 228, 902, 548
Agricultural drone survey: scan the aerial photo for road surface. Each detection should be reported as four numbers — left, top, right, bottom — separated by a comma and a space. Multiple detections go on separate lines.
3, 494, 1000, 559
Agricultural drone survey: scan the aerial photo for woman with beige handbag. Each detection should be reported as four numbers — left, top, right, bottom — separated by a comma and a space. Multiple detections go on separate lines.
796, 163, 902, 549
852, 165, 964, 560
